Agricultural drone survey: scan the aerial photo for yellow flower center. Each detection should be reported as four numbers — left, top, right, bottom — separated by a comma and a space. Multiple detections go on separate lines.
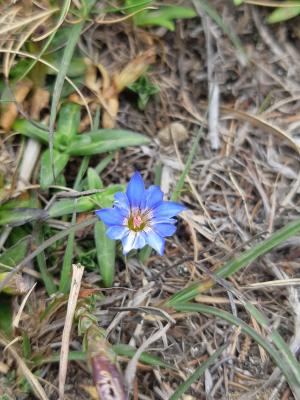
127, 210, 150, 232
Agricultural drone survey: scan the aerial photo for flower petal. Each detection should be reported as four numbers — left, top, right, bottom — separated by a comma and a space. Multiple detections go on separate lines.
145, 185, 164, 209
126, 171, 145, 209
121, 231, 146, 254
153, 201, 186, 219
145, 228, 165, 255
96, 208, 124, 226
121, 232, 135, 254
106, 225, 129, 240
152, 217, 177, 225
135, 231, 146, 248
114, 192, 130, 217
153, 223, 177, 237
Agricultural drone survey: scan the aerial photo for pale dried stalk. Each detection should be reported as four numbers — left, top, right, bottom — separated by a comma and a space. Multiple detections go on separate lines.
59, 264, 84, 400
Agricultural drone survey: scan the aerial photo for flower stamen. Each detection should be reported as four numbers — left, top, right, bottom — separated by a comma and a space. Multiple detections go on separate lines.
127, 209, 150, 232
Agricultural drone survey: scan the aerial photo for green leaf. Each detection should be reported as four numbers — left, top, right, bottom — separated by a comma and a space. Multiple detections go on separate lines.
87, 168, 103, 190
95, 221, 116, 287
133, 5, 196, 30
0, 192, 38, 210
47, 55, 87, 78
56, 102, 81, 142
267, 6, 300, 23
73, 157, 90, 191
135, 14, 176, 30
94, 188, 116, 287
124, 0, 152, 13
0, 237, 30, 270
40, 149, 69, 189
35, 226, 57, 295
0, 295, 12, 337
67, 129, 150, 156
48, 185, 124, 218
13, 119, 49, 144
22, 331, 31, 359
0, 208, 46, 227
48, 197, 96, 218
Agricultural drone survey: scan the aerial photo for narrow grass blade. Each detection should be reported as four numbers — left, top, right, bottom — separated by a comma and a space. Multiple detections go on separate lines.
112, 344, 174, 369
166, 218, 300, 306
244, 302, 300, 384
59, 212, 76, 293
171, 120, 205, 202
48, 21, 84, 183
95, 153, 116, 174
174, 303, 300, 397
193, 0, 247, 64
0, 295, 13, 337
73, 156, 90, 191
35, 226, 57, 295
22, 331, 31, 359
37, 346, 173, 369
169, 343, 227, 400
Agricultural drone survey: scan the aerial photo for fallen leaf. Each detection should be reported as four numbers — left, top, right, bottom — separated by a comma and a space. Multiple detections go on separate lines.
0, 79, 33, 132
30, 87, 50, 120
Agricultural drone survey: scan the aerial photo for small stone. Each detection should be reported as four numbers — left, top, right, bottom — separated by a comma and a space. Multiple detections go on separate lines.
158, 122, 189, 145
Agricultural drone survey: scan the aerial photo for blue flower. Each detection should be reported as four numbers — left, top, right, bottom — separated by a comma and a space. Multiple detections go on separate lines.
96, 172, 186, 255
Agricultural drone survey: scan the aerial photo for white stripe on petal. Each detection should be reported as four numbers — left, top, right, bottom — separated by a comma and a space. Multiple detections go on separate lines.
122, 231, 137, 255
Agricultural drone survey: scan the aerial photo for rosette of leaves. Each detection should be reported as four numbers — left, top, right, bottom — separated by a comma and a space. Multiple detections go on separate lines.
127, 74, 160, 110
13, 102, 150, 190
